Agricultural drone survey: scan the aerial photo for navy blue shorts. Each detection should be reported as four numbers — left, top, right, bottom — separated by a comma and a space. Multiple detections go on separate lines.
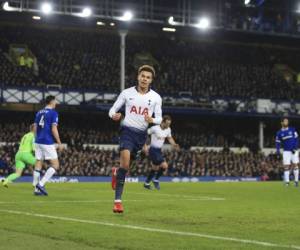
149, 147, 165, 165
119, 126, 147, 155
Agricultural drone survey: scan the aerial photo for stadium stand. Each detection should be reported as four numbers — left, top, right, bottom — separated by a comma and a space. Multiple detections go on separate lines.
1, 24, 300, 99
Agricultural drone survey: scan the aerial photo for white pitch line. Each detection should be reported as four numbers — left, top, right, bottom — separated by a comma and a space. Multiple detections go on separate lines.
48, 187, 226, 200
0, 197, 224, 205
0, 209, 299, 250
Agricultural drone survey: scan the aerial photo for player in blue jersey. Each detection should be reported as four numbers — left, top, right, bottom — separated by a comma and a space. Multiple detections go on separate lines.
33, 95, 63, 195
276, 117, 299, 187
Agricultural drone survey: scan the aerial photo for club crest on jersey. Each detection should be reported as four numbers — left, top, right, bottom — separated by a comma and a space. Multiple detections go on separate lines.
130, 106, 149, 115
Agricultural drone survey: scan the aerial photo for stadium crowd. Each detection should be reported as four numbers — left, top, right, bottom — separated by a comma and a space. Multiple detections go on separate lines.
0, 120, 275, 149
1, 25, 300, 99
0, 144, 281, 180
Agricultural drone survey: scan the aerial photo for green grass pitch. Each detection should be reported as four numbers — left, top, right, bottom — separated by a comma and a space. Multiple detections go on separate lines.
0, 182, 299, 250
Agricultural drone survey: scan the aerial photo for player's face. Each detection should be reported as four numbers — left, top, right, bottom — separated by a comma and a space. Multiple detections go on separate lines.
281, 119, 289, 127
137, 71, 153, 89
163, 120, 171, 129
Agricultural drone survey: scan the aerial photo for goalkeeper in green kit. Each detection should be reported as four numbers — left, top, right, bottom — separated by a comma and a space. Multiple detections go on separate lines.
2, 124, 36, 187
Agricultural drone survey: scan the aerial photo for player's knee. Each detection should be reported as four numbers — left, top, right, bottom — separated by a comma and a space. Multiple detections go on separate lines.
120, 150, 131, 169
53, 164, 59, 170
152, 165, 158, 171
51, 160, 60, 170
161, 162, 168, 170
120, 158, 130, 169
35, 161, 42, 169
122, 163, 130, 169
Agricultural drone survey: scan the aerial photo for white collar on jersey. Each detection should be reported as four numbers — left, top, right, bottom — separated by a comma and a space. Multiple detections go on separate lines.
135, 85, 151, 94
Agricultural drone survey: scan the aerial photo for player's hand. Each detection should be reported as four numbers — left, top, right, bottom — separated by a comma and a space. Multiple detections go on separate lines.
57, 144, 64, 152
143, 144, 149, 155
144, 115, 153, 123
112, 113, 122, 121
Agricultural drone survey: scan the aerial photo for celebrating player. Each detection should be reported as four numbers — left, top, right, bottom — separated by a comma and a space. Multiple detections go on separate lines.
276, 117, 299, 187
33, 95, 63, 195
109, 65, 162, 213
144, 115, 179, 190
2, 124, 36, 187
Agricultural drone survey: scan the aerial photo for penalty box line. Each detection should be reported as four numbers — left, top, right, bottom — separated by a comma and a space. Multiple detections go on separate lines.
0, 209, 299, 250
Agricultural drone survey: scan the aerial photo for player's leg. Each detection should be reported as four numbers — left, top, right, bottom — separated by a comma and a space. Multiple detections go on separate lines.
112, 127, 134, 212
33, 144, 43, 188
283, 165, 291, 186
2, 157, 24, 187
144, 164, 159, 189
33, 160, 42, 189
113, 149, 130, 213
291, 165, 299, 187
153, 161, 168, 190
291, 151, 299, 187
283, 151, 291, 186
144, 147, 160, 189
155, 161, 168, 181
36, 145, 58, 195
112, 127, 147, 213
38, 159, 59, 187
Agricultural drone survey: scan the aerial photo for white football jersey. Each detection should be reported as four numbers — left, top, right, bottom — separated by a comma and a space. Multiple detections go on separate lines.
109, 86, 162, 131
148, 125, 171, 148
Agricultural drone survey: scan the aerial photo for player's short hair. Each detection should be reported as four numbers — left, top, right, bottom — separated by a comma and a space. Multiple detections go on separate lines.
138, 65, 156, 78
45, 95, 56, 105
163, 115, 172, 122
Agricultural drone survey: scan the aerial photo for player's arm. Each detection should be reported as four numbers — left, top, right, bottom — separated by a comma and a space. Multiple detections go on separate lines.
109, 91, 126, 121
275, 132, 281, 155
31, 134, 35, 152
52, 125, 63, 151
145, 97, 162, 124
146, 126, 154, 144
167, 136, 180, 151
292, 129, 299, 153
51, 113, 63, 151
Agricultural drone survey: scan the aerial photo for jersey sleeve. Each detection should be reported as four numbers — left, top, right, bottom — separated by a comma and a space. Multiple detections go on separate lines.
152, 96, 162, 124
52, 111, 59, 126
109, 91, 126, 118
147, 126, 155, 135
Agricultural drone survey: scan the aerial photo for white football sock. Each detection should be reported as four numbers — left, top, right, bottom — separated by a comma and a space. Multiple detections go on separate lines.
294, 168, 299, 182
284, 170, 290, 183
33, 170, 40, 187
39, 167, 56, 187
